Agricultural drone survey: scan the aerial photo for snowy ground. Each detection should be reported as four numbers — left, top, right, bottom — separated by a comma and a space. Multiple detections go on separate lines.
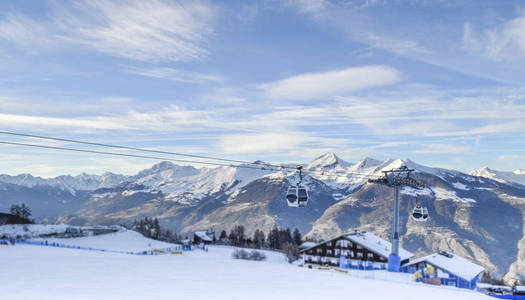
0, 231, 491, 300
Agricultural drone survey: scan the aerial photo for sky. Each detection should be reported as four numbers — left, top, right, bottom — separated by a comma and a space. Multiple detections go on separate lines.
0, 0, 525, 177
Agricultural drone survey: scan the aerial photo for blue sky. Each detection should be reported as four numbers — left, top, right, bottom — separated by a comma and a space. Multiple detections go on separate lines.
1, 0, 525, 176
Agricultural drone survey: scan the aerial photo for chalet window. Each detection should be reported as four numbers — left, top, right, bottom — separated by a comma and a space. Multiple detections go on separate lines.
335, 249, 340, 256
357, 252, 363, 258
367, 253, 374, 259
317, 248, 322, 254
350, 251, 354, 257
327, 250, 332, 255
336, 240, 351, 248
307, 250, 313, 254
356, 244, 362, 249
327, 241, 332, 246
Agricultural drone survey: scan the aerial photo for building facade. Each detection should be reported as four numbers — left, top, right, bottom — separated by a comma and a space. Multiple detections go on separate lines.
300, 231, 413, 270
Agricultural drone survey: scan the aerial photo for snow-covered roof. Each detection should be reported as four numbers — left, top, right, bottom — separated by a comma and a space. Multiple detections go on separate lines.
477, 283, 512, 291
515, 286, 525, 292
404, 251, 484, 281
299, 241, 317, 249
194, 231, 213, 242
346, 232, 413, 261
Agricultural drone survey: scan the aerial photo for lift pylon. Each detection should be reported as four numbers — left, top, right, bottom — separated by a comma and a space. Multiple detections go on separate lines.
368, 166, 425, 272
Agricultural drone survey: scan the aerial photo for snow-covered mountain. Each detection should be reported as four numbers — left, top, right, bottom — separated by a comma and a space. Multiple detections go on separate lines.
2, 153, 525, 283
470, 166, 525, 186
0, 172, 128, 194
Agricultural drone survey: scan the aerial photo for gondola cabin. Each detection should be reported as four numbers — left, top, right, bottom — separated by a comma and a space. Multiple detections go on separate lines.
300, 231, 413, 270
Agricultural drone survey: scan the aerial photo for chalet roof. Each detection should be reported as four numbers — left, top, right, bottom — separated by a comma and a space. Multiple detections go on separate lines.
346, 232, 413, 261
515, 286, 525, 292
404, 251, 484, 281
299, 241, 317, 249
300, 231, 413, 261
194, 231, 213, 242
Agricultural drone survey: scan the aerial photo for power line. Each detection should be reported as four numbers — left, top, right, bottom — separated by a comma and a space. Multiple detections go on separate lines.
0, 131, 287, 170
0, 130, 382, 179
0, 130, 381, 178
0, 141, 282, 171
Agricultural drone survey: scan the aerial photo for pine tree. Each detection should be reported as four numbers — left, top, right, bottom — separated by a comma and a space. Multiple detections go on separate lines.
267, 227, 279, 249
292, 228, 302, 246
219, 230, 227, 241
20, 204, 31, 220
253, 229, 265, 249
229, 225, 246, 247
10, 204, 21, 218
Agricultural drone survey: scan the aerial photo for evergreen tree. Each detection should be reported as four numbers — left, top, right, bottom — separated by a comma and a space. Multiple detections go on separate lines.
292, 228, 302, 246
267, 227, 279, 249
20, 203, 31, 220
219, 230, 227, 241
10, 204, 21, 218
153, 218, 160, 239
229, 225, 246, 247
253, 229, 265, 249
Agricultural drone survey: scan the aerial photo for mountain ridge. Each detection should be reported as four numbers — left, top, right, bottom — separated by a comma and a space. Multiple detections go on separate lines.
1, 153, 525, 282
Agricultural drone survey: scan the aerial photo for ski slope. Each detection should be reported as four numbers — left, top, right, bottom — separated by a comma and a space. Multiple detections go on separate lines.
0, 231, 491, 300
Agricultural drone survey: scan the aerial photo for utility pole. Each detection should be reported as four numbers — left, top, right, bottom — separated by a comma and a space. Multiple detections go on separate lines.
368, 166, 425, 272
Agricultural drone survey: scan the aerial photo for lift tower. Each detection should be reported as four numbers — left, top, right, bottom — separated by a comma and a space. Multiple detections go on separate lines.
368, 166, 425, 272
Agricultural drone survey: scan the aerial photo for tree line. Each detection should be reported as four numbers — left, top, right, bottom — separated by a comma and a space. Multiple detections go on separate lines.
130, 217, 182, 244
219, 225, 305, 262
7, 204, 34, 224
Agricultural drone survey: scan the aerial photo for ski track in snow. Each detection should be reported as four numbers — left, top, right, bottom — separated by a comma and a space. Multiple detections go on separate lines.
0, 231, 491, 300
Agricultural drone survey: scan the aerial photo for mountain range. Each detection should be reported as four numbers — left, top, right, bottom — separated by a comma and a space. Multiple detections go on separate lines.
1, 152, 524, 282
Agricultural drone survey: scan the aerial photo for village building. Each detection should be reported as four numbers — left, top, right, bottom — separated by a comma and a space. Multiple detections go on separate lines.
402, 251, 485, 290
193, 229, 215, 245
300, 231, 413, 270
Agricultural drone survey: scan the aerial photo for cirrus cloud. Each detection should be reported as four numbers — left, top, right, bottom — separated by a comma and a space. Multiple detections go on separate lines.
258, 65, 401, 100
0, 0, 216, 62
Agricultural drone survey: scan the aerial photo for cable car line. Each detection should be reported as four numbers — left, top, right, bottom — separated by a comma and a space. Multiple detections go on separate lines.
0, 130, 381, 179
0, 131, 287, 170
0, 141, 284, 171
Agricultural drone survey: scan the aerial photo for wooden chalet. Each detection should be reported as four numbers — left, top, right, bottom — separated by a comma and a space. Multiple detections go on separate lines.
193, 229, 215, 245
402, 251, 485, 290
300, 231, 413, 270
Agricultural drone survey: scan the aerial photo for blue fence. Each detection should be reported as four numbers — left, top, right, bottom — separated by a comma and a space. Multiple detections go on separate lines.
488, 295, 525, 300
17, 239, 184, 256
338, 256, 387, 271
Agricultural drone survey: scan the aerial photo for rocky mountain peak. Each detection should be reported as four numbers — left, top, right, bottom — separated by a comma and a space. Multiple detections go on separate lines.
307, 152, 350, 169
353, 157, 382, 169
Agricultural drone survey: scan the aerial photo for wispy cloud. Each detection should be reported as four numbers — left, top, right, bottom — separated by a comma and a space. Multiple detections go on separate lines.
0, 0, 216, 62
364, 34, 429, 55
0, 113, 130, 130
462, 12, 525, 62
412, 143, 472, 154
258, 65, 401, 99
124, 66, 223, 83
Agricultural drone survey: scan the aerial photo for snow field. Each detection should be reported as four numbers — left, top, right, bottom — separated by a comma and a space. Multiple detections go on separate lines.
0, 231, 491, 300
